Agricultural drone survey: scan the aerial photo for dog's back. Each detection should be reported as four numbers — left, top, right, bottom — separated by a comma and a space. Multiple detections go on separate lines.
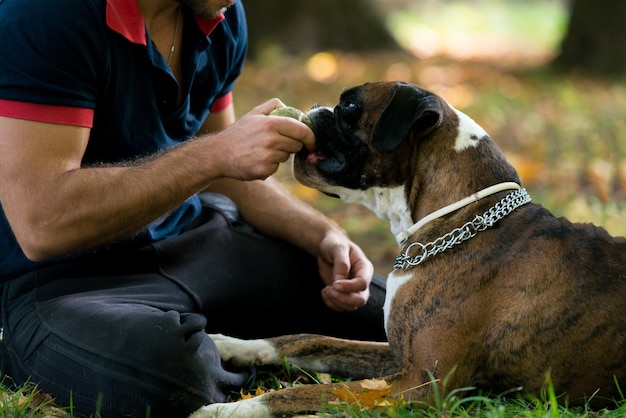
386, 202, 626, 407
496, 205, 626, 404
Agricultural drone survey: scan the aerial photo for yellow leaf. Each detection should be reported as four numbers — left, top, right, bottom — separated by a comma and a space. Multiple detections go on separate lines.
332, 386, 359, 404
330, 379, 408, 412
239, 386, 266, 400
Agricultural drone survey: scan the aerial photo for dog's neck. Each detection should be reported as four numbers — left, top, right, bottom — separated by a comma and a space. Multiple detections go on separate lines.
395, 182, 523, 245
340, 108, 524, 249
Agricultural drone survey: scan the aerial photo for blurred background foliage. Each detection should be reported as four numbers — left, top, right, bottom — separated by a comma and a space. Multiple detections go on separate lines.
234, 0, 626, 275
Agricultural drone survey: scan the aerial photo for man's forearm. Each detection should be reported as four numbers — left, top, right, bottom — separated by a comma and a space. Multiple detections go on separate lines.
9, 137, 223, 261
206, 177, 344, 256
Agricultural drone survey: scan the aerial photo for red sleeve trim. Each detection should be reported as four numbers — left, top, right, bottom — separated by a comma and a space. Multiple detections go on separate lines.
0, 100, 94, 128
210, 92, 233, 113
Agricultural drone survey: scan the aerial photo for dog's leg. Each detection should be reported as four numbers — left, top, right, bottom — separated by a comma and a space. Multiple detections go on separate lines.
197, 333, 459, 417
189, 370, 436, 418
189, 380, 380, 418
209, 333, 398, 378
195, 333, 399, 417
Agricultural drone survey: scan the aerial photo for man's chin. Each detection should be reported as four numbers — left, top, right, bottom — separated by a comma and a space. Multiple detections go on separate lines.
199, 8, 227, 19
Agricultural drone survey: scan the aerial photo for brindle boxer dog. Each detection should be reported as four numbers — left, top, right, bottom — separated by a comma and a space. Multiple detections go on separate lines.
191, 81, 626, 418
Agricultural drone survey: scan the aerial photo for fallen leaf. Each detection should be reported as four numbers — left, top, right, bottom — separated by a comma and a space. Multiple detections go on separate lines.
239, 386, 266, 400
330, 378, 405, 411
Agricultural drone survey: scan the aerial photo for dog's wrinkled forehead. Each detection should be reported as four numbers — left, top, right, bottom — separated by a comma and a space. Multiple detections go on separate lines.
336, 81, 444, 153
338, 82, 435, 129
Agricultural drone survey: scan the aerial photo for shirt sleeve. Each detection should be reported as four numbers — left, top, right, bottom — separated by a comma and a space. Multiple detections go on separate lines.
0, 0, 104, 125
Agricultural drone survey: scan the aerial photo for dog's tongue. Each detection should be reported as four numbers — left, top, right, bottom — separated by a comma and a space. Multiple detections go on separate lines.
307, 150, 328, 164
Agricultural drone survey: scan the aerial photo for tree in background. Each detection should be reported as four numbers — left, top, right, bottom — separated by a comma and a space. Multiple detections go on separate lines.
244, 0, 624, 79
552, 0, 626, 77
242, 0, 402, 59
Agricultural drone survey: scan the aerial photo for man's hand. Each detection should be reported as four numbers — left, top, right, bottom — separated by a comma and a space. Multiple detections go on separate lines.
210, 99, 315, 181
316, 231, 374, 312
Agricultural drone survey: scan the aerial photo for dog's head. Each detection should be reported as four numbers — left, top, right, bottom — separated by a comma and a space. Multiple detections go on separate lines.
293, 82, 456, 198
292, 81, 518, 232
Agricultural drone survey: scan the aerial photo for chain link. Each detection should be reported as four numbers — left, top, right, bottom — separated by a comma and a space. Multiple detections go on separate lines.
394, 188, 531, 270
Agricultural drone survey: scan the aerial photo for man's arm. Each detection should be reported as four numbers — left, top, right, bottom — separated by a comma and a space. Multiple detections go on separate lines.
0, 99, 312, 261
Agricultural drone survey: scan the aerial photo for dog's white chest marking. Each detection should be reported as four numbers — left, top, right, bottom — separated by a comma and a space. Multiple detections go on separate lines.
383, 270, 412, 336
453, 108, 488, 152
329, 185, 414, 240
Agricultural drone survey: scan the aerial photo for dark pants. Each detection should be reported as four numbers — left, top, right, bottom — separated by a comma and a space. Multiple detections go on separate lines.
0, 194, 387, 418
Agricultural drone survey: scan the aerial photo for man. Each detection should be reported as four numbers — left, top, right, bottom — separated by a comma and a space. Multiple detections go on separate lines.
0, 0, 387, 416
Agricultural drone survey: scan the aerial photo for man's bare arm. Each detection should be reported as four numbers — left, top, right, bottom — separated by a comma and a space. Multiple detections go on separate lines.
0, 99, 313, 261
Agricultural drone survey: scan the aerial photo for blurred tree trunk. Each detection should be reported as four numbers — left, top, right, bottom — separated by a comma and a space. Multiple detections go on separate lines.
552, 0, 626, 76
242, 0, 402, 59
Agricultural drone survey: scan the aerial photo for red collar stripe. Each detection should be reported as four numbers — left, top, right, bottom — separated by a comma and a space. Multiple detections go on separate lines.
106, 0, 225, 45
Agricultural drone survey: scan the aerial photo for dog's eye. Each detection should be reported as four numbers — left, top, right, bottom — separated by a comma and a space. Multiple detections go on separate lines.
343, 100, 359, 111
338, 100, 360, 123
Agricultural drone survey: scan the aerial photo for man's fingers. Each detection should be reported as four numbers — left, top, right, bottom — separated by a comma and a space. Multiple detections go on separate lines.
322, 285, 369, 312
331, 276, 368, 293
256, 98, 286, 115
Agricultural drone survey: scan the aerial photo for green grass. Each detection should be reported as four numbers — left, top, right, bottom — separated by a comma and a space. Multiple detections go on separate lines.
0, 380, 71, 417
4, 371, 626, 418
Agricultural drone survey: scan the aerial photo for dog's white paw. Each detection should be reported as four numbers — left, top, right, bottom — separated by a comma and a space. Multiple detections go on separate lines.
208, 333, 280, 367
188, 398, 270, 418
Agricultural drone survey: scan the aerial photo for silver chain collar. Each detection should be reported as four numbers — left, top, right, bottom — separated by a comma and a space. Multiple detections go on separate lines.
393, 188, 531, 271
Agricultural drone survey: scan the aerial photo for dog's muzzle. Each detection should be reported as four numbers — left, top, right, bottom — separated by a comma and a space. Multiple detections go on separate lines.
293, 106, 367, 192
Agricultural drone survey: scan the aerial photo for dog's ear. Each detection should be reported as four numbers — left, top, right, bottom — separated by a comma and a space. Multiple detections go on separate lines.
371, 83, 444, 152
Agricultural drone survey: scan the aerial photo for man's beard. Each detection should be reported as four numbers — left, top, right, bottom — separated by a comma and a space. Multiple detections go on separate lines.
181, 0, 232, 19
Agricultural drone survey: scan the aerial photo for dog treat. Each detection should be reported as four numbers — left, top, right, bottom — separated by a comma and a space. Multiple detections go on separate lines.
269, 106, 313, 130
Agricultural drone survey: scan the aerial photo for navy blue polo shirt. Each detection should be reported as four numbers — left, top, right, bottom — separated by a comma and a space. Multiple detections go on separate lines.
0, 0, 248, 277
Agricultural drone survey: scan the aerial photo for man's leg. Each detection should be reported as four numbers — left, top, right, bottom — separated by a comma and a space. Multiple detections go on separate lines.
155, 194, 388, 341
1, 254, 250, 418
